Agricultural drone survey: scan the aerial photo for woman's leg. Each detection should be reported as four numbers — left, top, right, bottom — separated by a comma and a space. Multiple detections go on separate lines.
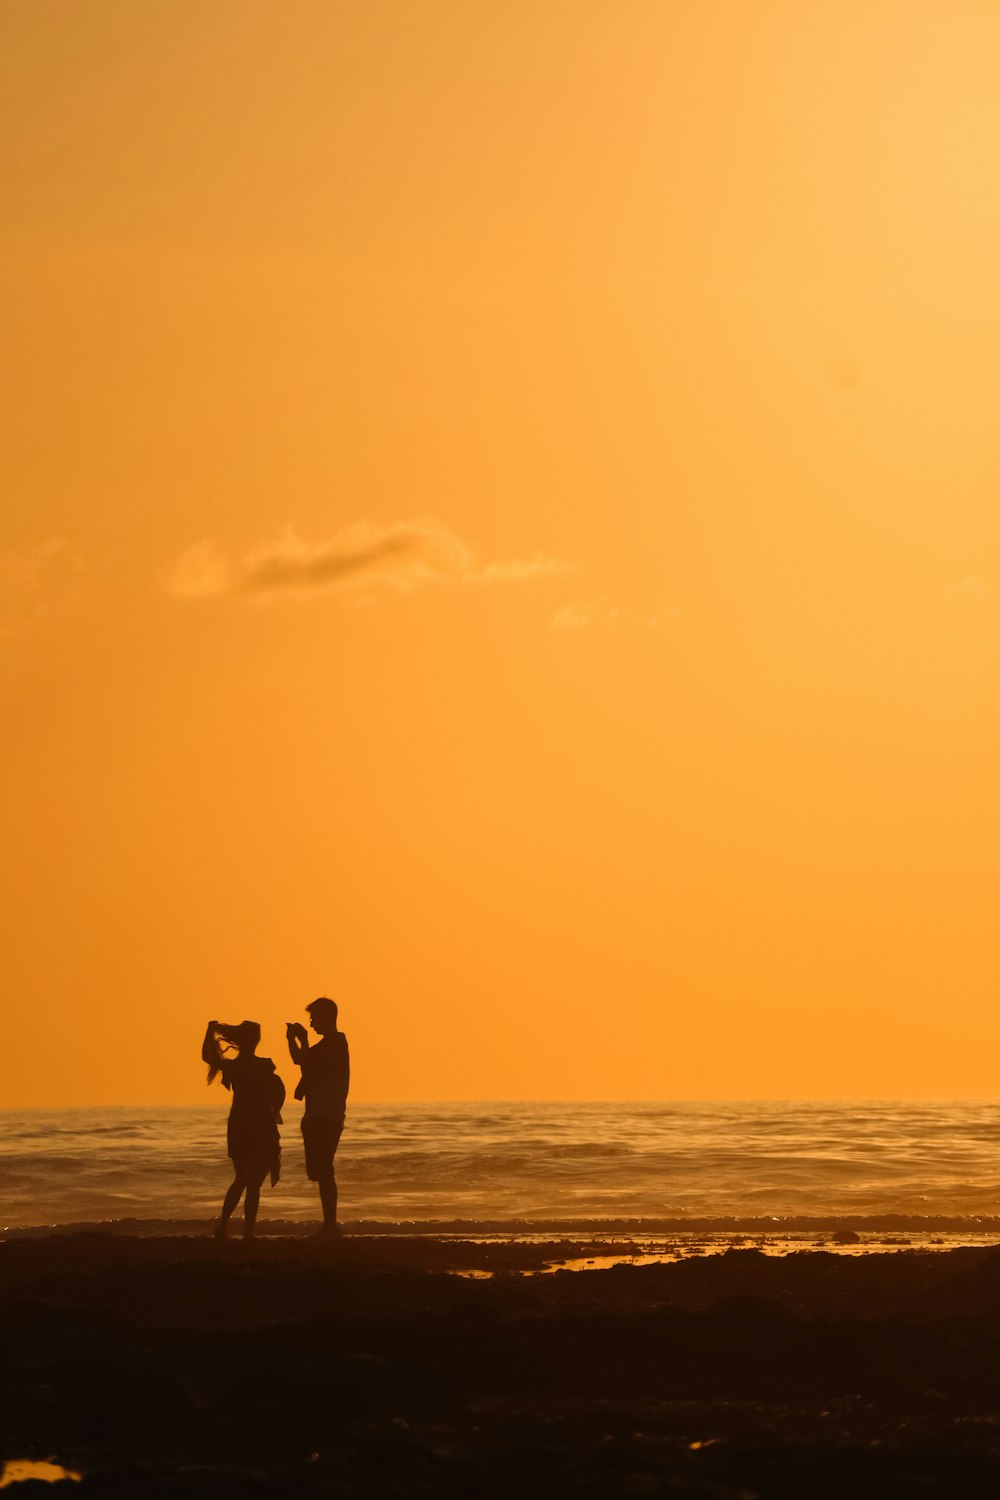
216, 1175, 246, 1238
242, 1170, 266, 1239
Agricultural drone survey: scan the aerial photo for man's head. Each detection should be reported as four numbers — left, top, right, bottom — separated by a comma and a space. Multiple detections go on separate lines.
306, 996, 338, 1035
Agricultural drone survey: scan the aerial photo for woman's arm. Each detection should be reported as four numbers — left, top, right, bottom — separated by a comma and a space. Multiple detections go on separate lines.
201, 1021, 220, 1068
203, 1022, 226, 1084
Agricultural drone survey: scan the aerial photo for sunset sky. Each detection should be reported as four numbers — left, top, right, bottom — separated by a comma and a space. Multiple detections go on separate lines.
3, 0, 999, 1106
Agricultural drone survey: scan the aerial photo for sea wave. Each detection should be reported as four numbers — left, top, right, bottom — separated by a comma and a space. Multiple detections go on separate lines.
6, 1212, 1000, 1243
3, 1100, 1000, 1232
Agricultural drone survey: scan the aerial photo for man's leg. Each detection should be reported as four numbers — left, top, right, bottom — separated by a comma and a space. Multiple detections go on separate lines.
317, 1166, 338, 1231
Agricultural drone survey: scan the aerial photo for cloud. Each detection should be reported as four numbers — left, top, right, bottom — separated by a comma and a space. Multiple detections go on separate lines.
166, 519, 579, 604
550, 598, 608, 631
941, 575, 993, 646
0, 537, 89, 638
465, 555, 580, 586
550, 596, 688, 632
825, 355, 860, 391
950, 576, 988, 598
166, 539, 233, 598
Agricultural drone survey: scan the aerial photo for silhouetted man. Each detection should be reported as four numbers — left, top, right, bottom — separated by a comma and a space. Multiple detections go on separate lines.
286, 997, 350, 1236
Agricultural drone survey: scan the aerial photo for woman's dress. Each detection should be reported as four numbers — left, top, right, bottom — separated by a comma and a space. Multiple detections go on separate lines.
220, 1056, 285, 1184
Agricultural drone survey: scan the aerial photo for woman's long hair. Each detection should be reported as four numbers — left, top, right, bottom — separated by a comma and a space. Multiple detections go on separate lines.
205, 1021, 261, 1084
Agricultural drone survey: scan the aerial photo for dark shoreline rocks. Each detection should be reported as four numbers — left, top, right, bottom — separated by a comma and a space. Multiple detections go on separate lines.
5, 1236, 1000, 1495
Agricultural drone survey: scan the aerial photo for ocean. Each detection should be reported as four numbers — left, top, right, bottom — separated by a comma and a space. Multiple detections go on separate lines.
4, 1100, 1000, 1238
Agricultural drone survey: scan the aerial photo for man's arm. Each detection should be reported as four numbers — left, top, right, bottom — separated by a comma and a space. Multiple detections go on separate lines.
285, 1021, 309, 1065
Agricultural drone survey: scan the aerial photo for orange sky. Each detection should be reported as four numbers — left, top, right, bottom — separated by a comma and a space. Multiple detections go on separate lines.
2, 0, 999, 1106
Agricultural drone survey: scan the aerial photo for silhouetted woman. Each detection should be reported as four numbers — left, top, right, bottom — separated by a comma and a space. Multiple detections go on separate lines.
202, 1020, 285, 1240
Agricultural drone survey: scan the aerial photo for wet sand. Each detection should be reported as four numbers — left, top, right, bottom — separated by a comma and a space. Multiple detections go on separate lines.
5, 1232, 1000, 1494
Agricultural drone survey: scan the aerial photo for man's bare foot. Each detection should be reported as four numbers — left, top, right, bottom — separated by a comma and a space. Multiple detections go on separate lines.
214, 1224, 228, 1241
312, 1224, 341, 1239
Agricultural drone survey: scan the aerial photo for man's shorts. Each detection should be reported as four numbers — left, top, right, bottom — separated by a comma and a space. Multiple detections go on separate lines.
301, 1115, 345, 1181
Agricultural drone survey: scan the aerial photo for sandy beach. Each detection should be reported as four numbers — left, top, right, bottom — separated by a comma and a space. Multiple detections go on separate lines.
5, 1233, 1000, 1495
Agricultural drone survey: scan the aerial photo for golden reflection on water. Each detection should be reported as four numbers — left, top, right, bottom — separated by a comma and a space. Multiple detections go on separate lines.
453, 1231, 1000, 1277
0, 1459, 81, 1487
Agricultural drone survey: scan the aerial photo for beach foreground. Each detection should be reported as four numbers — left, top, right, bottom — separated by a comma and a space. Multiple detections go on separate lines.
6, 1235, 1000, 1495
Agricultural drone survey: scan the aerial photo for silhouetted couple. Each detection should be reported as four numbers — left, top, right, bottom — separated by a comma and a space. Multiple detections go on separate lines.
202, 997, 350, 1240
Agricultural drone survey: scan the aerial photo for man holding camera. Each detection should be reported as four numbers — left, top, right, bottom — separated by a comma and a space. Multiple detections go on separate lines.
286, 996, 350, 1237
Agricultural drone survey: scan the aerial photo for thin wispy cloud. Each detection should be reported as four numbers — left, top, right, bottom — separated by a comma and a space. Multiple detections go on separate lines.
0, 537, 89, 639
466, 555, 579, 586
941, 575, 994, 646
550, 599, 609, 631
167, 519, 579, 604
550, 596, 688, 632
950, 575, 988, 598
166, 539, 233, 599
